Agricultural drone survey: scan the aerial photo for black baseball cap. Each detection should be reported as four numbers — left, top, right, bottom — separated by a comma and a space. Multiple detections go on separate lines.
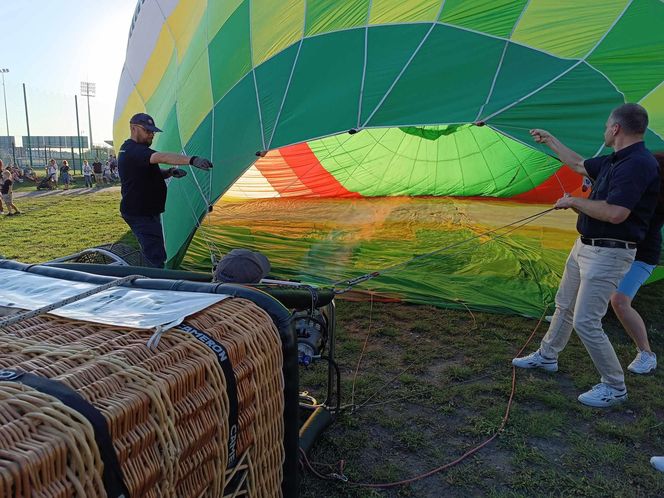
130, 113, 162, 132
213, 249, 271, 284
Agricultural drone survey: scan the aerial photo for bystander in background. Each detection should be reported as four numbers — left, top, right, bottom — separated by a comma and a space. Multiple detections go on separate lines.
60, 160, 71, 190
83, 160, 93, 187
1, 170, 21, 216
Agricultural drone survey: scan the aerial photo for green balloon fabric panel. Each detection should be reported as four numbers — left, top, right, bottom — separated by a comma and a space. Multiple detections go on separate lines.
113, 0, 664, 272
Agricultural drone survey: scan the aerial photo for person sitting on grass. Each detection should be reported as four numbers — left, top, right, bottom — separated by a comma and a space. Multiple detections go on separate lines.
110, 158, 120, 182
10, 165, 22, 182
1, 169, 21, 216
23, 166, 37, 182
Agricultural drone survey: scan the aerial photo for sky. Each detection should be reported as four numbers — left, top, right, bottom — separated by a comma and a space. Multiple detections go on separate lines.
0, 0, 138, 146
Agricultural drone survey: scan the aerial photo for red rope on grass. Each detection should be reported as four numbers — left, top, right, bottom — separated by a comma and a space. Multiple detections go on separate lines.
300, 310, 548, 489
350, 292, 374, 407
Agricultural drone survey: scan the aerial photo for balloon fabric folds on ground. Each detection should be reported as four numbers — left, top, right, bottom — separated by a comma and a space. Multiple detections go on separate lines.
181, 196, 578, 317
114, 0, 664, 313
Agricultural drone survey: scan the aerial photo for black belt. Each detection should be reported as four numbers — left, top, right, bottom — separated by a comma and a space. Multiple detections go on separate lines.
580, 237, 636, 249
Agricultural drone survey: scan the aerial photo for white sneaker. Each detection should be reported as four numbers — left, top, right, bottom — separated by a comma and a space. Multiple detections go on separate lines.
512, 350, 558, 372
577, 383, 627, 407
627, 350, 657, 374
651, 456, 664, 472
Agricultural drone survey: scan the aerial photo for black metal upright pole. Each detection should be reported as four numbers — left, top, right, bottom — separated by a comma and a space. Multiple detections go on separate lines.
1, 69, 17, 166
1, 70, 9, 138
75, 95, 83, 173
22, 83, 33, 168
86, 92, 93, 156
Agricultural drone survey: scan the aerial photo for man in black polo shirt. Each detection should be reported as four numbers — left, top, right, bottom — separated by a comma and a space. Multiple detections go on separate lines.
118, 113, 213, 268
513, 103, 660, 407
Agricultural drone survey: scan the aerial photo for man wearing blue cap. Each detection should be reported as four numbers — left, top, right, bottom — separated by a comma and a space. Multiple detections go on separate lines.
118, 112, 213, 268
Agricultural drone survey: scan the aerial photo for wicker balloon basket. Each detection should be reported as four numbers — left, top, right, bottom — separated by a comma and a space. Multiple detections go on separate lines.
0, 297, 285, 498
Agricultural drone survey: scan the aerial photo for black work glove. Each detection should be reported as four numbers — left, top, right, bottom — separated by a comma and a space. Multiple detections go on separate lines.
189, 156, 213, 171
170, 168, 187, 178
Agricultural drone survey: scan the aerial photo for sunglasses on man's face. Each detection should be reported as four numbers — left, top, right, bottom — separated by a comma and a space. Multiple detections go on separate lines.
134, 124, 155, 135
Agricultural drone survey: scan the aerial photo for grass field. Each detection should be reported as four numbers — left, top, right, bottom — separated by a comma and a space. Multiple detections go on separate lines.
2, 188, 663, 497
9, 173, 111, 193
0, 187, 131, 262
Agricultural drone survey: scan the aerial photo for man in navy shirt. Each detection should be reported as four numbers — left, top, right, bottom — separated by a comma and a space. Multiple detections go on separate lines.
513, 103, 660, 407
118, 113, 213, 268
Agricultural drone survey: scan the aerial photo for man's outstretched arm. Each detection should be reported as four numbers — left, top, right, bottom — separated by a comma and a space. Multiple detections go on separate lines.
530, 129, 588, 177
150, 152, 213, 170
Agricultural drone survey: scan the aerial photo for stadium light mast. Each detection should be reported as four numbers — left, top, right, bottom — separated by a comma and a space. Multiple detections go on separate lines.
80, 81, 95, 154
22, 83, 33, 168
1, 68, 15, 165
1, 69, 9, 137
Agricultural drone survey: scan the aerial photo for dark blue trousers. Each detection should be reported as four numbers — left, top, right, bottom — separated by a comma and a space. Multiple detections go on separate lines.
122, 214, 167, 268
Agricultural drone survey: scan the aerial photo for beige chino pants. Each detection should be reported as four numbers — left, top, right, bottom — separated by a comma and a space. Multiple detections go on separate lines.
540, 238, 635, 391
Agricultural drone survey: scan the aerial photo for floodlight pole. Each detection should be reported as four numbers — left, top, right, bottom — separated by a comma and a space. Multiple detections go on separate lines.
1, 69, 9, 137
81, 81, 95, 156
1, 68, 15, 166
22, 83, 33, 168
75, 95, 83, 172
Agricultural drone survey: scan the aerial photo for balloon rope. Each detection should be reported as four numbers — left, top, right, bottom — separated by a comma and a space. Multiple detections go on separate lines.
299, 309, 548, 488
332, 206, 556, 294
188, 171, 224, 264
178, 173, 223, 266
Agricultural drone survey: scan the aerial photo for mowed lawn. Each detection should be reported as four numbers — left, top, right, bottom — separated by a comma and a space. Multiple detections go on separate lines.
2, 188, 664, 497
0, 186, 133, 262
